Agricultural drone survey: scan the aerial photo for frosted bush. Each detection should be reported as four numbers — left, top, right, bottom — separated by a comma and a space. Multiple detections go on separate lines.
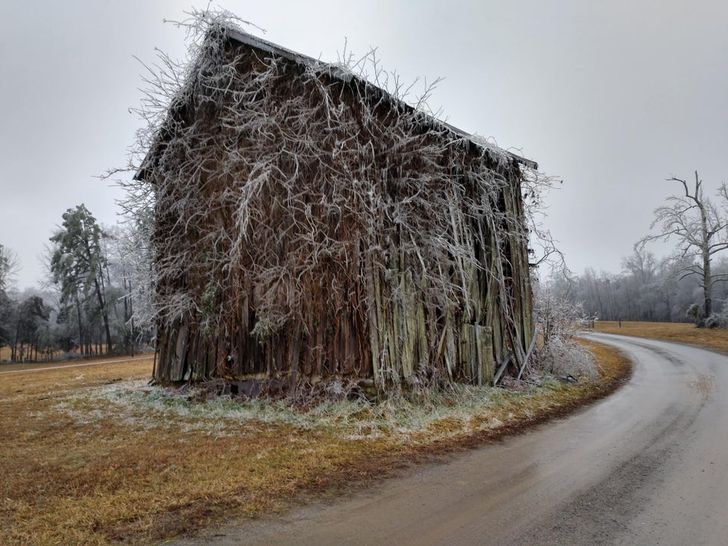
536, 337, 597, 380
532, 281, 597, 380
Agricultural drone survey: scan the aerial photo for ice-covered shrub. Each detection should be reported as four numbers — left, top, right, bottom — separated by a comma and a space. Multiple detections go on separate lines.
536, 337, 597, 379
705, 312, 728, 329
706, 313, 719, 328
687, 303, 705, 327
532, 283, 597, 380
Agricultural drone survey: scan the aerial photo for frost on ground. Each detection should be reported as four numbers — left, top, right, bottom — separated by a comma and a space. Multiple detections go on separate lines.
54, 373, 589, 444
48, 283, 601, 445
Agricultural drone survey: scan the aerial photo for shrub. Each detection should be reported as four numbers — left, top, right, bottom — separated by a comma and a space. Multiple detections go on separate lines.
686, 303, 705, 327
536, 337, 597, 380
533, 285, 597, 380
705, 312, 728, 329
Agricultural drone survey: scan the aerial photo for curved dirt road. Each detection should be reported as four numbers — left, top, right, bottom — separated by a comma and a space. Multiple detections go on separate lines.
178, 334, 728, 545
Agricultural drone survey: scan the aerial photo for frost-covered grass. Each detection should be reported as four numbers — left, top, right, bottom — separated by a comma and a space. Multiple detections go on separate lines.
1, 342, 630, 546
536, 337, 598, 380
595, 320, 728, 354
59, 378, 560, 441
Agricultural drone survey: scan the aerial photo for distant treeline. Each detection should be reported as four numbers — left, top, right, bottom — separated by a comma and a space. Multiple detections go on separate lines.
549, 248, 728, 324
547, 173, 728, 328
0, 204, 152, 363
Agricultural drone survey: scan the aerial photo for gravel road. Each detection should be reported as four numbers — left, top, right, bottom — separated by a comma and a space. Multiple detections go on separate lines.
175, 334, 728, 545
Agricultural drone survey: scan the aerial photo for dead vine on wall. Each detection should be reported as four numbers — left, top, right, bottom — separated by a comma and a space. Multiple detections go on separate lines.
122, 10, 544, 391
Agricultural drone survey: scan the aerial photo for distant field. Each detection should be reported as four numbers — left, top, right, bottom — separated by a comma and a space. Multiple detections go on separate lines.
594, 321, 728, 354
0, 354, 153, 373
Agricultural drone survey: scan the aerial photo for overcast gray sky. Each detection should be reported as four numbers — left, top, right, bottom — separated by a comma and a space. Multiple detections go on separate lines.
2, 0, 727, 289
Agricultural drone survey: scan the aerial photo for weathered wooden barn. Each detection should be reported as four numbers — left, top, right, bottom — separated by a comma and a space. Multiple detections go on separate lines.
137, 25, 537, 390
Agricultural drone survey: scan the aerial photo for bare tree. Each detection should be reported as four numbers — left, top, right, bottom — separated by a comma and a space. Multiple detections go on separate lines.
640, 171, 728, 320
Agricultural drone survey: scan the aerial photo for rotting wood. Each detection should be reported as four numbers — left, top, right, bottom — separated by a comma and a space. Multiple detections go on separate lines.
517, 333, 538, 381
133, 24, 537, 392
493, 352, 512, 386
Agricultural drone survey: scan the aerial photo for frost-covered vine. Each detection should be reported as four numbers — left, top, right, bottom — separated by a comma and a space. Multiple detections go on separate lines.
116, 8, 545, 389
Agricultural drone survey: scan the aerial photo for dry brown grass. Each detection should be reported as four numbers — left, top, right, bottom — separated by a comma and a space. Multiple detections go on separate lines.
576, 338, 631, 383
594, 320, 728, 354
0, 343, 630, 545
0, 354, 153, 375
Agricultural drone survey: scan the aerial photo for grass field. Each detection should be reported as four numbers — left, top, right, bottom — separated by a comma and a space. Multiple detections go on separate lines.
594, 320, 728, 353
0, 343, 630, 545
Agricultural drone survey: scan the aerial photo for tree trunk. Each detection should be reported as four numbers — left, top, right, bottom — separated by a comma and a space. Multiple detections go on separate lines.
75, 295, 84, 356
12, 321, 19, 362
697, 171, 713, 319
703, 254, 712, 318
93, 274, 113, 354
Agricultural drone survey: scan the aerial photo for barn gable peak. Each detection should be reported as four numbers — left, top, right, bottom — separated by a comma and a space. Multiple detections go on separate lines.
224, 27, 537, 171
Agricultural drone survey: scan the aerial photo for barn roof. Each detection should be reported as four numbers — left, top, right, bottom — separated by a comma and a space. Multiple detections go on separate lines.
227, 29, 537, 170
137, 28, 537, 180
